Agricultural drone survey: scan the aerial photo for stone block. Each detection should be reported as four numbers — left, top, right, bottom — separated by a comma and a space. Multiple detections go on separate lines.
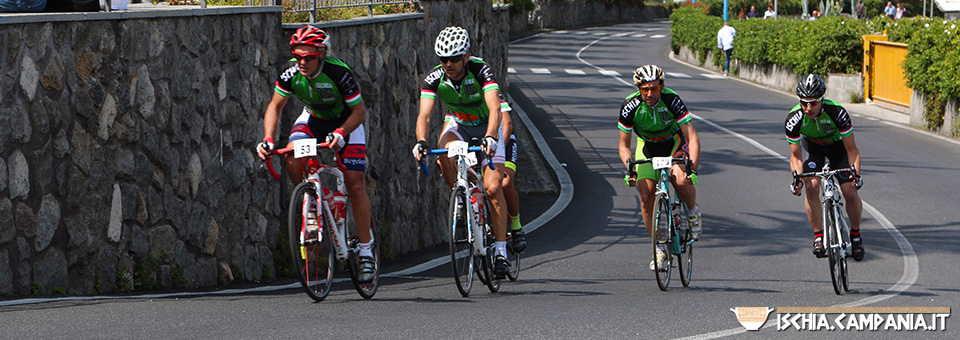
35, 194, 61, 252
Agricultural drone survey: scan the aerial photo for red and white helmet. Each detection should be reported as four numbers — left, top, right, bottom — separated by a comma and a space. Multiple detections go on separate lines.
290, 25, 330, 50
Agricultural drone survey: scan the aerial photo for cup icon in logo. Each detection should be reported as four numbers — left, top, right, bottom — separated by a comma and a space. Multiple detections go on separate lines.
730, 307, 776, 331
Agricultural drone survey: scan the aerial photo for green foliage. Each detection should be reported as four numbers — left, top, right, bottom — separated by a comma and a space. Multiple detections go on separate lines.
672, 9, 869, 74
273, 227, 297, 279
509, 0, 536, 14
262, 263, 275, 280
133, 253, 161, 291
171, 264, 188, 288
51, 287, 67, 295
278, 3, 418, 23
30, 281, 43, 295
116, 268, 134, 292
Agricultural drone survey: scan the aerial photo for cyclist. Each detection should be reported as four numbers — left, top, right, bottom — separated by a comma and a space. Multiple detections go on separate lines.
786, 74, 864, 261
256, 25, 377, 282
617, 65, 702, 271
412, 26, 515, 278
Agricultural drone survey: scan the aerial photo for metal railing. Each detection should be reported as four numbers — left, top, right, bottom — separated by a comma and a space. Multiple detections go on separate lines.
248, 0, 419, 23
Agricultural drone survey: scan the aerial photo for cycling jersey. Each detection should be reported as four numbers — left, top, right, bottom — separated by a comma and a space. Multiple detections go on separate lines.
784, 99, 852, 145
275, 57, 363, 123
420, 57, 500, 126
617, 88, 692, 142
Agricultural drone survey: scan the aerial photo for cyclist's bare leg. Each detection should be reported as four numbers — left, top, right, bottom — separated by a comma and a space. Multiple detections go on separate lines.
344, 170, 372, 244
283, 142, 305, 184
502, 167, 520, 218
636, 178, 657, 238
484, 165, 508, 242
436, 132, 461, 189
670, 164, 697, 210
803, 177, 822, 233
840, 182, 862, 230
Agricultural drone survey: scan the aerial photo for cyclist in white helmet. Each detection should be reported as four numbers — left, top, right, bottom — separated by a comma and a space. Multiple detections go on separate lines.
413, 26, 518, 278
618, 64, 702, 271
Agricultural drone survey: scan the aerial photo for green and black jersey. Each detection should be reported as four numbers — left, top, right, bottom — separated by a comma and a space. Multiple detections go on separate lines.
274, 56, 363, 123
784, 99, 853, 145
420, 57, 500, 127
617, 88, 692, 142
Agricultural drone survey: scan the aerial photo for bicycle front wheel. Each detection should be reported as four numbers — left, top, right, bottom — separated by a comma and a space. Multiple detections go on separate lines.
836, 206, 850, 292
675, 203, 693, 288
288, 183, 334, 302
449, 188, 474, 297
824, 201, 843, 295
652, 193, 672, 291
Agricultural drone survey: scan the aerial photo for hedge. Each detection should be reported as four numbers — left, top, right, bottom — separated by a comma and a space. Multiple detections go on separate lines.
670, 6, 960, 116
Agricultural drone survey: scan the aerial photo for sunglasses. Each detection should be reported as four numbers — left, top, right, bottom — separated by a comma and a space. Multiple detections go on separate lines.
799, 98, 821, 106
639, 85, 662, 94
439, 55, 464, 64
292, 52, 321, 62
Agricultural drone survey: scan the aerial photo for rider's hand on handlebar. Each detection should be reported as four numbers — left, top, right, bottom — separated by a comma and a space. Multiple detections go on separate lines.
326, 128, 346, 151
412, 140, 428, 162
257, 137, 274, 160
790, 171, 803, 196
482, 135, 498, 156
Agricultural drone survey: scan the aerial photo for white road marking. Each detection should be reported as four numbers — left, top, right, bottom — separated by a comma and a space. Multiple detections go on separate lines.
632, 34, 647, 38
565, 69, 586, 75
650, 34, 666, 38
508, 67, 516, 74
701, 73, 725, 79
531, 68, 551, 74
667, 72, 692, 78
599, 70, 622, 77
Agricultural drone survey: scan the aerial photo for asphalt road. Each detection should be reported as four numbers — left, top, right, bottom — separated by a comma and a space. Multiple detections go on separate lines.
2, 21, 958, 339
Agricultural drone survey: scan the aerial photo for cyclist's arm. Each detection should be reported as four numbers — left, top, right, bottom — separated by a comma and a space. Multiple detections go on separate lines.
415, 96, 436, 144
842, 133, 861, 176
618, 130, 633, 170
260, 92, 290, 159
483, 89, 502, 139
679, 123, 700, 172
339, 100, 366, 136
789, 143, 803, 175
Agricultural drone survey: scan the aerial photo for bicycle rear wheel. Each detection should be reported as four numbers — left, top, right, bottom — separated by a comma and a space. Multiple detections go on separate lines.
506, 235, 521, 282
675, 203, 693, 288
347, 198, 380, 299
289, 183, 334, 302
481, 220, 501, 292
652, 193, 672, 291
836, 206, 850, 292
825, 202, 843, 295
449, 188, 474, 297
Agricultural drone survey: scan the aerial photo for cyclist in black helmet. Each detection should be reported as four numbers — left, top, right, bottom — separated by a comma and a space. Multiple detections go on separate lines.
785, 74, 865, 261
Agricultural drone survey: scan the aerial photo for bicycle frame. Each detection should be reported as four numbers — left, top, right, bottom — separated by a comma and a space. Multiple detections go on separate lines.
631, 157, 695, 254
265, 139, 357, 261
424, 141, 491, 257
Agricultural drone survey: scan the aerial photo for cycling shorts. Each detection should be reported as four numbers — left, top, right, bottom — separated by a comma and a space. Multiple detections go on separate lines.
800, 138, 852, 184
632, 133, 688, 181
440, 118, 506, 166
504, 135, 518, 172
288, 108, 366, 172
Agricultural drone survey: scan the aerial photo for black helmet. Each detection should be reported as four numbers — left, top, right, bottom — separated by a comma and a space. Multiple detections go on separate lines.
796, 74, 826, 99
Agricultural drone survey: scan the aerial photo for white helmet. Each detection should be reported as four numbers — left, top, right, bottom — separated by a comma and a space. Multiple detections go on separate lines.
435, 26, 470, 57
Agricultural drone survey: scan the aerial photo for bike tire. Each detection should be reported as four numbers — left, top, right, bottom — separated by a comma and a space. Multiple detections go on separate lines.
652, 193, 672, 291
825, 202, 843, 295
675, 203, 693, 288
506, 245, 521, 282
289, 182, 334, 302
481, 220, 501, 292
837, 206, 850, 292
347, 198, 380, 299
449, 188, 474, 297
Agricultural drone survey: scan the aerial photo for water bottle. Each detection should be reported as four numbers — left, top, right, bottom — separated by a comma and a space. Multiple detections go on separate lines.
470, 187, 483, 226
331, 191, 347, 227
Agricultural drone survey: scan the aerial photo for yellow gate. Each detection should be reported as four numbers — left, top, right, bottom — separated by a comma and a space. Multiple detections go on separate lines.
863, 35, 911, 109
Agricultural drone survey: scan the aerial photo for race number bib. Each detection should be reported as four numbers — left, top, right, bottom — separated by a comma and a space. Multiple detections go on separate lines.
447, 141, 470, 158
651, 157, 672, 170
293, 138, 318, 159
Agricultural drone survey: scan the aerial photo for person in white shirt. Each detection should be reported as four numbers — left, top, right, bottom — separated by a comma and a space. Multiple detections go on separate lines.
716, 22, 736, 76
763, 5, 776, 19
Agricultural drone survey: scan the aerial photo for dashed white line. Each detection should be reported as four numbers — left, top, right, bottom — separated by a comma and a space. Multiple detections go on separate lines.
565, 69, 586, 75
599, 70, 622, 77
575, 32, 589, 35
667, 72, 692, 78
592, 32, 607, 36
531, 68, 551, 74
632, 34, 648, 38
508, 67, 516, 74
701, 73, 725, 79
651, 34, 666, 38
553, 30, 569, 34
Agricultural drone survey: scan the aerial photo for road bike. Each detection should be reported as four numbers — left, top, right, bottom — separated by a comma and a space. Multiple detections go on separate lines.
264, 137, 380, 301
627, 156, 697, 291
794, 164, 860, 295
421, 140, 508, 296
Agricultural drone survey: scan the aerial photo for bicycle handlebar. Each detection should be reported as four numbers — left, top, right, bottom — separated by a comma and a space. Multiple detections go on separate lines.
626, 157, 695, 178
418, 146, 495, 175
261, 141, 334, 180
792, 165, 861, 190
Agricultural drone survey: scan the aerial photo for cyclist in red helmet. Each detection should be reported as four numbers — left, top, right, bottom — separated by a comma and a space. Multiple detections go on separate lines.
256, 25, 376, 282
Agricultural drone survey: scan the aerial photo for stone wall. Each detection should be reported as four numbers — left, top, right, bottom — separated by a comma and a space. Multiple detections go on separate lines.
909, 91, 960, 137
0, 9, 284, 295
510, 0, 669, 34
